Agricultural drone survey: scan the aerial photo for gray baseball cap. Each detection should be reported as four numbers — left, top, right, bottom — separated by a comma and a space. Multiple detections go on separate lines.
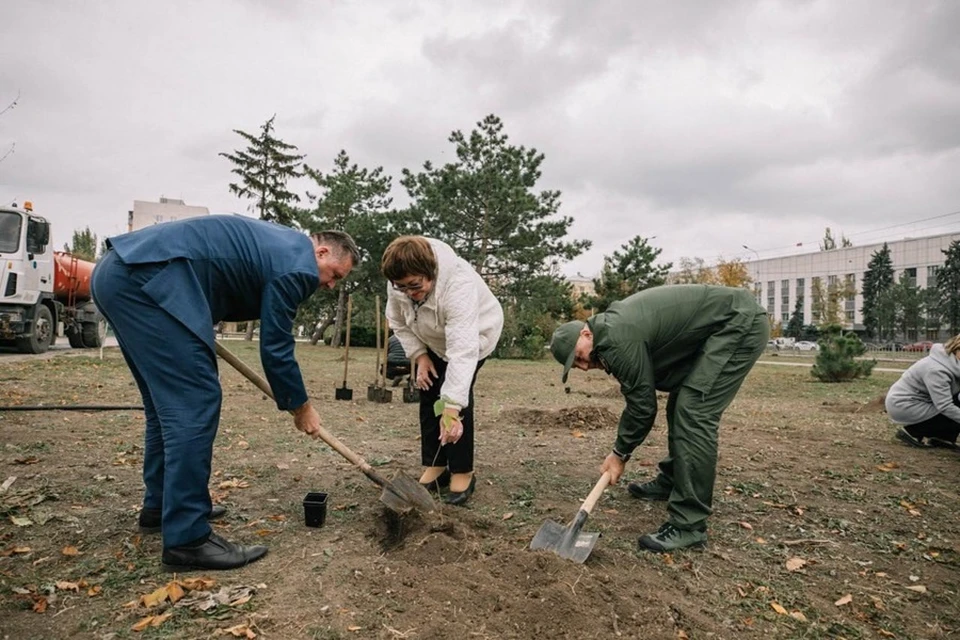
550, 320, 585, 383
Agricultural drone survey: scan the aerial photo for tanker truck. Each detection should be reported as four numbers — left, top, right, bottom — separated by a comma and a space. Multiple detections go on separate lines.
0, 201, 106, 354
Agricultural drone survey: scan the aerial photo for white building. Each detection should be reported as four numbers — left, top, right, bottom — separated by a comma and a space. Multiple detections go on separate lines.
744, 231, 960, 339
127, 197, 209, 232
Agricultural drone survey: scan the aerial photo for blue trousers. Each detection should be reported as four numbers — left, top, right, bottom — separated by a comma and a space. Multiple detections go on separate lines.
91, 251, 221, 548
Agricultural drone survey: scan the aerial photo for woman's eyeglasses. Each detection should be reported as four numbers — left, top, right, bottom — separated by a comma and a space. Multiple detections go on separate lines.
391, 278, 424, 293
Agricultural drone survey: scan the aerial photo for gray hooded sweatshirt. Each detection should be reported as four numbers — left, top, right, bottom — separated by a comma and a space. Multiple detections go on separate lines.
885, 344, 960, 425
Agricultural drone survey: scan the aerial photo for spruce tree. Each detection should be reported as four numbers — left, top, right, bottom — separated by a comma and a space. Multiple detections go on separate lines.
785, 298, 804, 338
861, 243, 895, 338
936, 240, 960, 333
220, 115, 305, 228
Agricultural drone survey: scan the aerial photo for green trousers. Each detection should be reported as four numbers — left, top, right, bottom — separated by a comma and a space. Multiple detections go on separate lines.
657, 313, 770, 531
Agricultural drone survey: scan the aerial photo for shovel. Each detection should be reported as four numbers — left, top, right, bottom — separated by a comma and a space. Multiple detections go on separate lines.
367, 296, 392, 403
402, 357, 419, 403
530, 472, 611, 563
214, 342, 435, 515
335, 295, 353, 401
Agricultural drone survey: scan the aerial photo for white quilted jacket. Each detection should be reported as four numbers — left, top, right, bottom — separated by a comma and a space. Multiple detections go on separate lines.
385, 238, 504, 409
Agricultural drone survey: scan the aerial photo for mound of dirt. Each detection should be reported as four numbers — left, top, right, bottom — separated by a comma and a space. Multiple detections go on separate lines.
503, 405, 619, 430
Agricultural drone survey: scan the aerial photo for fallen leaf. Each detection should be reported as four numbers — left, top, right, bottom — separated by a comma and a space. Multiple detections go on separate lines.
0, 476, 16, 492
276, 463, 290, 470
218, 479, 250, 489
834, 594, 853, 606
786, 557, 807, 572
905, 585, 927, 593
14, 456, 40, 465
140, 585, 170, 608
789, 611, 808, 622
10, 516, 33, 527
770, 602, 788, 615
571, 430, 585, 438
56, 581, 81, 592
12, 546, 32, 555
237, 441, 250, 449
347, 626, 362, 632
150, 612, 173, 627
32, 596, 48, 613
876, 462, 899, 472
166, 581, 185, 604
739, 521, 753, 531
61, 546, 80, 557
266, 515, 286, 522
908, 509, 922, 517
677, 630, 689, 639
755, 537, 766, 544
220, 624, 257, 639
502, 512, 514, 521
88, 585, 102, 597
180, 577, 216, 591
878, 630, 896, 638
132, 615, 156, 632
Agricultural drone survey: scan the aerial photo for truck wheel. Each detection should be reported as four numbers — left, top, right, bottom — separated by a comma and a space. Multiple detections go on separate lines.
16, 305, 55, 354
81, 318, 106, 348
67, 326, 85, 349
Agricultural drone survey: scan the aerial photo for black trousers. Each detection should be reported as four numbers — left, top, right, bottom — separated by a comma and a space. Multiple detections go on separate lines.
419, 350, 485, 473
904, 393, 960, 443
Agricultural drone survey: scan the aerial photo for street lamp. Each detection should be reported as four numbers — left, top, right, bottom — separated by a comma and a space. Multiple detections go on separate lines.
743, 245, 762, 305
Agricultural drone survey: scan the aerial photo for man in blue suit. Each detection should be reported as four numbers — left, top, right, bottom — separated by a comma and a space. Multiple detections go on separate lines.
91, 215, 359, 571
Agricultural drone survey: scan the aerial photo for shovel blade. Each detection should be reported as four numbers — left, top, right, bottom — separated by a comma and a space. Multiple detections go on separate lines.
530, 519, 600, 564
379, 471, 437, 514
335, 386, 353, 401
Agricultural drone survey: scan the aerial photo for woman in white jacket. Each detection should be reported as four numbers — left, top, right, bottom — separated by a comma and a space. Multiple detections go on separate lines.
382, 236, 504, 505
886, 334, 960, 449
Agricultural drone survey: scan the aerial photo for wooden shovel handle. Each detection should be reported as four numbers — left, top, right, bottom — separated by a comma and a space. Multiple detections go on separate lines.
214, 341, 387, 487
342, 295, 352, 382
579, 472, 612, 516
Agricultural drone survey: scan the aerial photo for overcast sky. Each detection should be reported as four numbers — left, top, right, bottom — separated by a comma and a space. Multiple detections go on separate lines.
2, 0, 959, 276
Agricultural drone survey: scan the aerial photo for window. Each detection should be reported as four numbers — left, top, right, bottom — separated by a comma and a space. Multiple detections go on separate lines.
928, 265, 940, 289
845, 310, 855, 322
844, 274, 856, 312
811, 277, 823, 320
767, 281, 775, 315
781, 279, 790, 309
0, 211, 22, 253
904, 267, 917, 288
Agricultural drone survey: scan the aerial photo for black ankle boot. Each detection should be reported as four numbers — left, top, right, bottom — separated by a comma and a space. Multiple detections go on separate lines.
444, 475, 476, 506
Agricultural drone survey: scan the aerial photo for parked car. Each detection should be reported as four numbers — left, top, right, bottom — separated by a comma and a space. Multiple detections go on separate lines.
903, 341, 933, 352
794, 341, 819, 351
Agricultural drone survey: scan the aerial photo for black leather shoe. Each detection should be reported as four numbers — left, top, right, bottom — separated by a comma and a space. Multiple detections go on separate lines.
420, 469, 451, 493
444, 475, 476, 506
139, 505, 228, 534
895, 427, 928, 449
161, 532, 268, 572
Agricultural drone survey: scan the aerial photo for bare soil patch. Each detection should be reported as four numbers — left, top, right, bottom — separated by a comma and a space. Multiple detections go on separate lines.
1, 343, 958, 639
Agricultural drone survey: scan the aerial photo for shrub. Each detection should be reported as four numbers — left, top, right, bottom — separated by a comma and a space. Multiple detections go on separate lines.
811, 324, 876, 382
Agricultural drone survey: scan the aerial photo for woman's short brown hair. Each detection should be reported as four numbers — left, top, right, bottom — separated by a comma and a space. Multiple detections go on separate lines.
944, 334, 960, 356
381, 236, 437, 282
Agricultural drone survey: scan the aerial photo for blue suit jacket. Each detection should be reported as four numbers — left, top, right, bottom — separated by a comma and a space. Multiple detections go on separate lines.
107, 215, 319, 410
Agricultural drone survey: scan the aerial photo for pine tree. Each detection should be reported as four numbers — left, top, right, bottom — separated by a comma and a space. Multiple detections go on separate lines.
811, 324, 875, 382
784, 298, 804, 338
936, 240, 960, 333
589, 236, 671, 312
220, 115, 305, 228
861, 243, 895, 338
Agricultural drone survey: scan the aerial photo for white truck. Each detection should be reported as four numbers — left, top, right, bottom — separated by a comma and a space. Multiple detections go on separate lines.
0, 201, 105, 353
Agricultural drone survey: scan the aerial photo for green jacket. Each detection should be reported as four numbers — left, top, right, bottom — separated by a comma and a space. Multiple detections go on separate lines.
588, 285, 765, 455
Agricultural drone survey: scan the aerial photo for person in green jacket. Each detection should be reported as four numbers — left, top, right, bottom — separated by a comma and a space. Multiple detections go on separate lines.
550, 284, 769, 552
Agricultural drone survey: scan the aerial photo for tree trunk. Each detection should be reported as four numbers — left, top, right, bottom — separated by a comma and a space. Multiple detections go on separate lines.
310, 310, 335, 346
244, 322, 255, 341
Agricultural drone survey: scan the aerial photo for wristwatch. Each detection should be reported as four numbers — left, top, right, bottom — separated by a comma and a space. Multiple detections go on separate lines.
611, 448, 631, 463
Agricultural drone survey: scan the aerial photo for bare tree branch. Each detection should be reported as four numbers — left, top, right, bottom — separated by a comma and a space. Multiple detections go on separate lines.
0, 143, 14, 165
0, 90, 19, 117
